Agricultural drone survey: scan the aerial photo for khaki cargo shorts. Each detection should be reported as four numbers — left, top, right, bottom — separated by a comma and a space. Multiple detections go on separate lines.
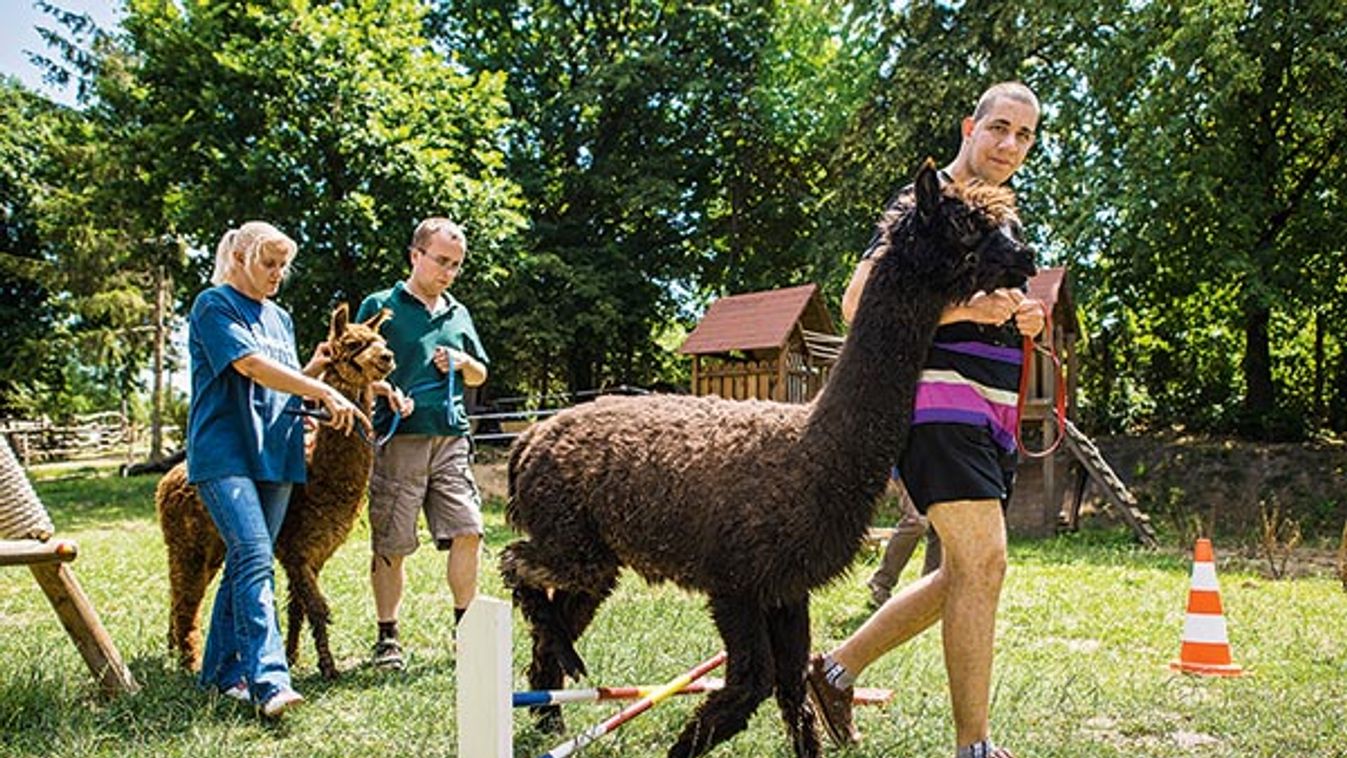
368, 434, 483, 556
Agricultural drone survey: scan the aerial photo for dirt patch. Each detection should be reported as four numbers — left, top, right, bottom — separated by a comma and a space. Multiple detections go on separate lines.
471, 445, 511, 503
1092, 432, 1347, 548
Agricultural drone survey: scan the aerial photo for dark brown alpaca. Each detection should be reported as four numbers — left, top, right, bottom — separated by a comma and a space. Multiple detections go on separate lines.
156, 304, 394, 679
501, 163, 1036, 758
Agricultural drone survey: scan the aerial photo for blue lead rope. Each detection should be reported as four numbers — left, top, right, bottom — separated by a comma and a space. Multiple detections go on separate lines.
401, 355, 459, 430
287, 356, 460, 448
284, 404, 400, 447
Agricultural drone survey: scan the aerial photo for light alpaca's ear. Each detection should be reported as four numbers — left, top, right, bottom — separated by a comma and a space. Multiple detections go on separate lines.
914, 158, 941, 224
363, 307, 391, 332
329, 303, 350, 339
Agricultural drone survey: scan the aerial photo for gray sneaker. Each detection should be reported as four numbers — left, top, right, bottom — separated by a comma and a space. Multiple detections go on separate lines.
372, 638, 405, 670
866, 576, 892, 607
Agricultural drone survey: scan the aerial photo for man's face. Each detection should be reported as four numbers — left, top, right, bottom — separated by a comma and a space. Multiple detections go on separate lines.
410, 233, 465, 297
961, 96, 1038, 186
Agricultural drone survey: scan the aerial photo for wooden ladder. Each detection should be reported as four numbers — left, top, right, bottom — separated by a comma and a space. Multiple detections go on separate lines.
1059, 420, 1158, 548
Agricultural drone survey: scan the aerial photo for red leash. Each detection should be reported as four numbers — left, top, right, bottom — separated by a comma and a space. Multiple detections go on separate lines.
1016, 302, 1067, 458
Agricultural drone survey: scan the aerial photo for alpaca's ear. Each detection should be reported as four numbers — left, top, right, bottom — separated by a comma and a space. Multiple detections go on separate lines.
364, 308, 391, 332
914, 158, 941, 223
330, 303, 350, 339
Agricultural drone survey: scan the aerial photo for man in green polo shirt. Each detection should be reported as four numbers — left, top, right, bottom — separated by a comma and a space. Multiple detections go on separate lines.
356, 217, 489, 671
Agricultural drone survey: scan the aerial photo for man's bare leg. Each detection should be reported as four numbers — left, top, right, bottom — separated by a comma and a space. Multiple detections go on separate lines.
926, 499, 1008, 748
446, 533, 482, 614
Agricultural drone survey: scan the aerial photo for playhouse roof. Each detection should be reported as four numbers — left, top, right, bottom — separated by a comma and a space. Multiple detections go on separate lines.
679, 283, 835, 356
1027, 267, 1077, 334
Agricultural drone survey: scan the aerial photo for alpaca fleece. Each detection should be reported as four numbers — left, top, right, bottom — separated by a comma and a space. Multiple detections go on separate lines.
502, 162, 1037, 758
156, 304, 394, 679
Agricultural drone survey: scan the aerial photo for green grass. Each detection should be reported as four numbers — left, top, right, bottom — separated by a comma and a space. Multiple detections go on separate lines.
4, 474, 1347, 757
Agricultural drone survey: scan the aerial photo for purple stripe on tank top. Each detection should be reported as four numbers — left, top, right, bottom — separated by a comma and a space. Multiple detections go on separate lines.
911, 408, 1019, 453
932, 341, 1024, 364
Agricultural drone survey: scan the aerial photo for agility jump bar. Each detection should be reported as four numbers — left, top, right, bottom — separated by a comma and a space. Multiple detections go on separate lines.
515, 677, 893, 708
536, 650, 728, 758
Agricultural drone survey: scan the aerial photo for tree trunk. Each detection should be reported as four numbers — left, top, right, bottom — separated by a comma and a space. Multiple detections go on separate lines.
1314, 310, 1325, 426
150, 265, 166, 462
1241, 299, 1274, 434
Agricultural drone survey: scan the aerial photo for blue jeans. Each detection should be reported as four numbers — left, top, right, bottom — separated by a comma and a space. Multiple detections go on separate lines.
197, 476, 293, 704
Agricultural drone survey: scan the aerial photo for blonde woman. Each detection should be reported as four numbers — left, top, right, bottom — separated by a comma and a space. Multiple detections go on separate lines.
187, 221, 367, 717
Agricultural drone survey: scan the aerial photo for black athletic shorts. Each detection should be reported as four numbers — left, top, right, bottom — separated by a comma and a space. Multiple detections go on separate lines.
898, 423, 1016, 514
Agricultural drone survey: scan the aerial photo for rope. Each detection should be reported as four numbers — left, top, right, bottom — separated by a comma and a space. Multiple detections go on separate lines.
0, 435, 54, 541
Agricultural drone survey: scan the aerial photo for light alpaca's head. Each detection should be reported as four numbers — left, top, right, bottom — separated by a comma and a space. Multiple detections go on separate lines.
323, 304, 396, 387
877, 160, 1037, 302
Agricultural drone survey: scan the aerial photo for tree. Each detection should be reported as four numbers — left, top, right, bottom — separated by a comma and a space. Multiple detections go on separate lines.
1042, 0, 1347, 438
91, 0, 524, 347
440, 0, 852, 394
0, 78, 64, 414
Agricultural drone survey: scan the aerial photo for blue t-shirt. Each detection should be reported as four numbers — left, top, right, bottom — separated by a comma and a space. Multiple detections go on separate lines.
186, 285, 307, 484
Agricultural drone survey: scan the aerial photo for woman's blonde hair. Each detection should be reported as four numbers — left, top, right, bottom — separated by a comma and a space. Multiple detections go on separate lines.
210, 221, 298, 285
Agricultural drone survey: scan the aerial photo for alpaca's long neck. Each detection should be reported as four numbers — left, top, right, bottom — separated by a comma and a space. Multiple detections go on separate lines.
802, 254, 949, 499
306, 377, 374, 486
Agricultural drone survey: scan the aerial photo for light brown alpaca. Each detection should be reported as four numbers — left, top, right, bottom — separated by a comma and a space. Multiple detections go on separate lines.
156, 303, 393, 679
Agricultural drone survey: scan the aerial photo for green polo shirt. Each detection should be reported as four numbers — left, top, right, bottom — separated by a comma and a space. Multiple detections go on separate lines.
356, 282, 488, 438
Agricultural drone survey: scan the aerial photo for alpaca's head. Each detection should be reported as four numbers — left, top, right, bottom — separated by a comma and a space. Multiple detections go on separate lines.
877, 160, 1037, 301
324, 304, 396, 387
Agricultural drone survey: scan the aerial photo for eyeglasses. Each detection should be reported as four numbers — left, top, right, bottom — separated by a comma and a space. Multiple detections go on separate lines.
413, 246, 465, 273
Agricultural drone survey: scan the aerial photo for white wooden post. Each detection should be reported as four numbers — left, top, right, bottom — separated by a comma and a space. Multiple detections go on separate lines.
457, 596, 513, 758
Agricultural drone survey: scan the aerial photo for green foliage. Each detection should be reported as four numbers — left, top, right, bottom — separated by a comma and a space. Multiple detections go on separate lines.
438, 0, 874, 395
9, 0, 1347, 439
1034, 0, 1347, 438
0, 78, 65, 412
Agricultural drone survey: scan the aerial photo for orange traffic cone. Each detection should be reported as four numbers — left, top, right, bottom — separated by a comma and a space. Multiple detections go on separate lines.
1170, 538, 1245, 676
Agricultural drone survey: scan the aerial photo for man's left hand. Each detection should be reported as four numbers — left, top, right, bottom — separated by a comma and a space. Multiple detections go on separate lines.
1014, 298, 1047, 339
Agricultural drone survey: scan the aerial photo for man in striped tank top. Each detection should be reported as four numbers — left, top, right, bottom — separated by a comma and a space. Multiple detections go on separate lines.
807, 82, 1045, 758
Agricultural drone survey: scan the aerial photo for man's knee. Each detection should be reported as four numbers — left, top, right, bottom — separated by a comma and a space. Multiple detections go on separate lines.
371, 553, 405, 574
928, 501, 1007, 586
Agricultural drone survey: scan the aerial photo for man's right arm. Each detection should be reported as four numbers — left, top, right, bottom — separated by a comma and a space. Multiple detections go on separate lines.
841, 258, 874, 325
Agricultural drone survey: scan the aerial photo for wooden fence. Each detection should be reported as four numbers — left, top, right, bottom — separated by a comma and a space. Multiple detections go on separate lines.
0, 413, 151, 466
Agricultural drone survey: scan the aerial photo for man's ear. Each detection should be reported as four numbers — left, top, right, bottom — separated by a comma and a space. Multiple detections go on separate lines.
329, 302, 350, 339
914, 157, 941, 223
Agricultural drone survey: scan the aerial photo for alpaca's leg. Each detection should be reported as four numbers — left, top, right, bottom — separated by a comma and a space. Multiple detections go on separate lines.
167, 543, 222, 671
502, 540, 619, 733
284, 570, 305, 668
767, 599, 821, 758
289, 561, 339, 679
513, 582, 569, 733
667, 595, 774, 758
501, 540, 619, 680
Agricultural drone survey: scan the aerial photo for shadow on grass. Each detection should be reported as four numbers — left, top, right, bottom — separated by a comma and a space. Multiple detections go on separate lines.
0, 654, 264, 756
1012, 525, 1189, 573
31, 475, 162, 532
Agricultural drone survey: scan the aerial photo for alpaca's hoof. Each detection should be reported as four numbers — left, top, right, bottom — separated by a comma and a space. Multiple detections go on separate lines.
532, 705, 565, 735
